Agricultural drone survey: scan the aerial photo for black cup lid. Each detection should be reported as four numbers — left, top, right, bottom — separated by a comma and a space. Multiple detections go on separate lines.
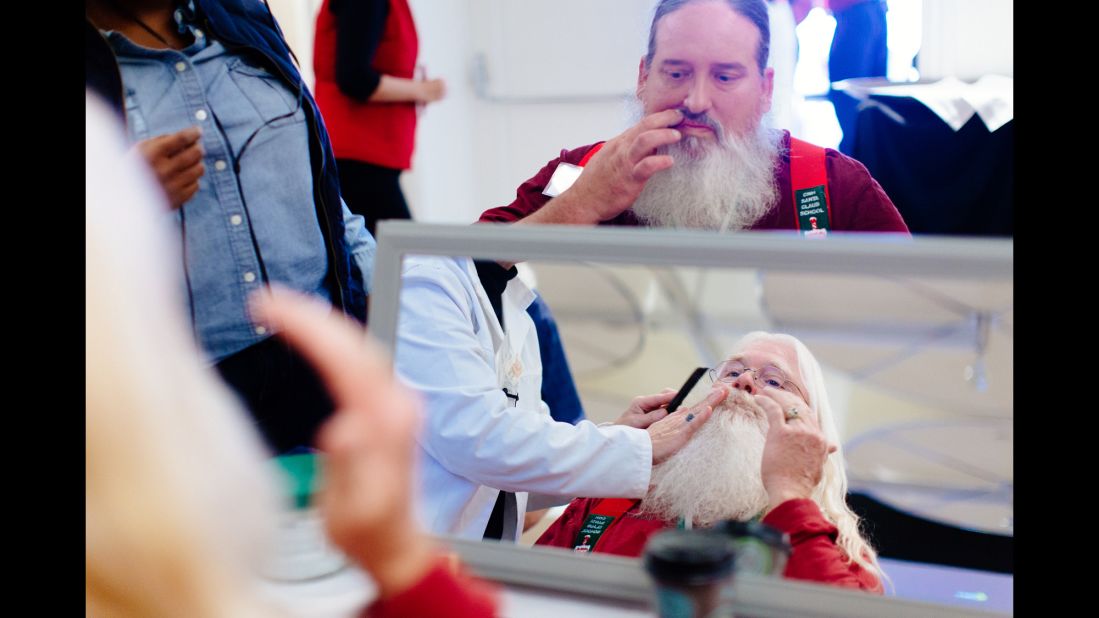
643, 529, 737, 586
715, 520, 792, 553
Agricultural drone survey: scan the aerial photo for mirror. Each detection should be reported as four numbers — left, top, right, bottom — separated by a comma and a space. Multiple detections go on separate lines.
369, 222, 1012, 611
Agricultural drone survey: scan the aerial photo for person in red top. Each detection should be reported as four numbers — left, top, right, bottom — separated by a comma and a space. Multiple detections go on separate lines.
535, 330, 884, 593
314, 0, 446, 235
480, 0, 907, 236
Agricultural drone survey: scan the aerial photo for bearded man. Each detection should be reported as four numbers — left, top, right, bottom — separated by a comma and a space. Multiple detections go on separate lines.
479, 0, 907, 236
535, 331, 885, 593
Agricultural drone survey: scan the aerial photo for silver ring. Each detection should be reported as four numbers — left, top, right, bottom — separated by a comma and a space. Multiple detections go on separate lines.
785, 407, 799, 420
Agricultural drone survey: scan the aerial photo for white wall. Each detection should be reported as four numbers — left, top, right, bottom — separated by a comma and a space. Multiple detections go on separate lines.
918, 0, 1013, 81
406, 0, 653, 224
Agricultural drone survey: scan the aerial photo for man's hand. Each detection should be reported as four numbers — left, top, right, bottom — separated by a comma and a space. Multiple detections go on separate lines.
135, 127, 205, 209
646, 384, 729, 465
756, 390, 838, 512
248, 287, 434, 599
527, 109, 684, 225
613, 388, 678, 429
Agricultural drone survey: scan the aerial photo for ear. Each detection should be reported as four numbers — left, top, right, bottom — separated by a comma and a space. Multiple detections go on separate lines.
760, 66, 775, 113
636, 56, 649, 98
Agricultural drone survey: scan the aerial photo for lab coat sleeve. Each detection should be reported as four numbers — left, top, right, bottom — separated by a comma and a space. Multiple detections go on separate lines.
395, 259, 652, 498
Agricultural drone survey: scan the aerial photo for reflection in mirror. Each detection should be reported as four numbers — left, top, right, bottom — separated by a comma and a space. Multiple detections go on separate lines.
372, 223, 1012, 613
521, 263, 1012, 538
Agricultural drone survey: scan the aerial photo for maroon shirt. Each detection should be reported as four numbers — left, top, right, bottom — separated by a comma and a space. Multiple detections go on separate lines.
536, 497, 883, 593
480, 132, 909, 234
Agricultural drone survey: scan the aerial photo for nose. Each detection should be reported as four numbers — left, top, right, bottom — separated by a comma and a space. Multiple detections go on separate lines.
731, 372, 757, 395
682, 77, 713, 115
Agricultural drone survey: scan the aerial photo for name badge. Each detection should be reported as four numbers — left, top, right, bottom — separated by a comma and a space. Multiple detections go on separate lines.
795, 185, 830, 237
542, 163, 583, 198
572, 513, 617, 552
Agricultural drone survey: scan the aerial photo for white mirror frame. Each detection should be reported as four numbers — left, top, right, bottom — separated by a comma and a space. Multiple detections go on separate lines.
368, 221, 1012, 618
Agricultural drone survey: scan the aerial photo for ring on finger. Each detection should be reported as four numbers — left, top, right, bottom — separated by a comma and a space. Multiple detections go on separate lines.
785, 407, 800, 421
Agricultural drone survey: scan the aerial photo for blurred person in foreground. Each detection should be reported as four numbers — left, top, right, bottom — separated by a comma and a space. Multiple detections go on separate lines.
536, 331, 884, 593
86, 92, 495, 618
479, 0, 907, 236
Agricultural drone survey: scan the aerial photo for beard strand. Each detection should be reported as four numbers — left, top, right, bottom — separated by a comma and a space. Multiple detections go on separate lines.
627, 101, 785, 231
638, 391, 771, 528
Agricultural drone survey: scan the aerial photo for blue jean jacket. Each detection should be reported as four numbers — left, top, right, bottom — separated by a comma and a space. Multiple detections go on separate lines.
85, 0, 368, 325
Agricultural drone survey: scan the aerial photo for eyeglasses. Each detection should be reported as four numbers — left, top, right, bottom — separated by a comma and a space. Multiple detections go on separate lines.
708, 360, 807, 401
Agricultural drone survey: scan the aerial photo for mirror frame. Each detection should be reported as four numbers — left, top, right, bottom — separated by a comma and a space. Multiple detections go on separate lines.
368, 221, 1012, 617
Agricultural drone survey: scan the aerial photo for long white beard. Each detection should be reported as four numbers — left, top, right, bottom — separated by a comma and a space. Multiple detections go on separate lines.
628, 103, 784, 231
639, 390, 771, 528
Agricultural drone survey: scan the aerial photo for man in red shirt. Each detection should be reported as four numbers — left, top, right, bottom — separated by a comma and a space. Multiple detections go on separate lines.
480, 0, 907, 236
536, 331, 884, 593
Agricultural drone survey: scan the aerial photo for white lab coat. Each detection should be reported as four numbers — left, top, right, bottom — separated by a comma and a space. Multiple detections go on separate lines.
395, 256, 652, 541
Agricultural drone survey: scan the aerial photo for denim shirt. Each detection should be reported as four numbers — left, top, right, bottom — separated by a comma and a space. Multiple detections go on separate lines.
104, 7, 375, 362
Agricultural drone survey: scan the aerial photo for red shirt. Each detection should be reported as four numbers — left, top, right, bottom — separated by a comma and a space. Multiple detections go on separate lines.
536, 497, 883, 593
364, 558, 498, 617
479, 132, 909, 234
314, 0, 419, 170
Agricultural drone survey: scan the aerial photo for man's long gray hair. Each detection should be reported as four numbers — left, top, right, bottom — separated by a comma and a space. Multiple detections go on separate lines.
733, 331, 884, 584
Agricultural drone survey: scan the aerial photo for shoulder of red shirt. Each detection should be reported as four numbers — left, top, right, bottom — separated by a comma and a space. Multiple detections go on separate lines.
362, 556, 499, 618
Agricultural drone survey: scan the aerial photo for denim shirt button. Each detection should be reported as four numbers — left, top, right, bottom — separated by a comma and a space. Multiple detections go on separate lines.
243, 271, 256, 283
175, 61, 187, 72
194, 109, 208, 121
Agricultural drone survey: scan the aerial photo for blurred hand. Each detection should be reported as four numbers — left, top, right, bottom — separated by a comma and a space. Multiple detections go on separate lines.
135, 127, 205, 209
755, 389, 838, 512
646, 384, 729, 465
249, 287, 433, 599
418, 77, 446, 103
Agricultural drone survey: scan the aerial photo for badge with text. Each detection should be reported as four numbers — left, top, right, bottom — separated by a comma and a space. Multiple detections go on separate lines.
542, 162, 583, 198
796, 185, 830, 238
573, 513, 618, 552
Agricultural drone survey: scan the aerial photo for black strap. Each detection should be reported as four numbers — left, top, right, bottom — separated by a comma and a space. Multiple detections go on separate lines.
474, 259, 519, 540
483, 490, 507, 540
473, 260, 518, 329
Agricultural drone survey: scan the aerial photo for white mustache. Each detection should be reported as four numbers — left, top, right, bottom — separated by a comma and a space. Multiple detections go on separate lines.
715, 389, 765, 419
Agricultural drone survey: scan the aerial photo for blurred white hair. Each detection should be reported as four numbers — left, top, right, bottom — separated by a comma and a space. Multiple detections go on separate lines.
86, 92, 279, 618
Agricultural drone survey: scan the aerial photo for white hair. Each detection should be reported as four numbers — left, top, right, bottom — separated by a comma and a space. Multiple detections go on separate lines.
732, 331, 884, 584
86, 92, 279, 617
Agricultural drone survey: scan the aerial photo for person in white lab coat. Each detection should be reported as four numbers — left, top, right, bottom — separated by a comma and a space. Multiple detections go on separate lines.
395, 256, 729, 541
